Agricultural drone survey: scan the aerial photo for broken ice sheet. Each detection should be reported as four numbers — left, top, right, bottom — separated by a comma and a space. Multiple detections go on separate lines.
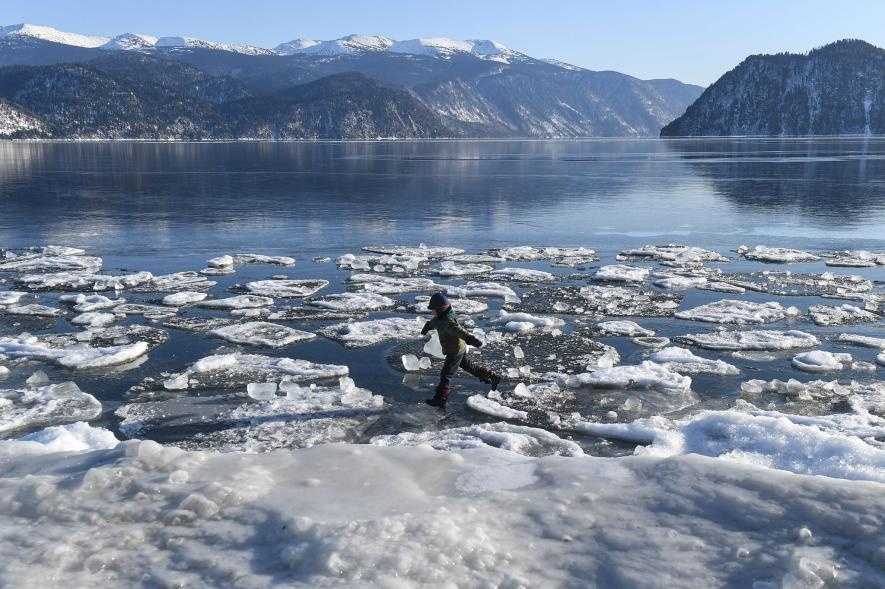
161, 291, 208, 306
652, 274, 708, 290
648, 347, 740, 376
0, 251, 103, 273
0, 334, 150, 370
431, 261, 494, 277
3, 304, 63, 317
58, 293, 124, 313
559, 361, 692, 393
596, 320, 654, 337
319, 318, 421, 348
198, 295, 274, 310
130, 271, 216, 293
347, 274, 442, 295
808, 304, 879, 327
0, 382, 102, 436
677, 329, 819, 351
489, 267, 557, 283
715, 270, 872, 298
675, 300, 798, 325
508, 285, 681, 317
617, 244, 728, 264
70, 311, 122, 328
0, 291, 26, 306
821, 250, 885, 267
592, 265, 650, 283
445, 281, 518, 300
792, 350, 852, 373
308, 292, 396, 312
41, 324, 168, 350
210, 321, 315, 348
738, 245, 821, 263
266, 306, 359, 322
232, 253, 295, 266
489, 310, 565, 333
16, 270, 153, 292
837, 333, 885, 349
372, 422, 584, 457
244, 279, 328, 298
412, 296, 488, 315
362, 245, 465, 259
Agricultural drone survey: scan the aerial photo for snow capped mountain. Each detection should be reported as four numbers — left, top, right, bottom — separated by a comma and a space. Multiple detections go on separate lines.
102, 33, 159, 51
154, 37, 274, 56
388, 38, 519, 62
276, 34, 394, 56
0, 23, 108, 48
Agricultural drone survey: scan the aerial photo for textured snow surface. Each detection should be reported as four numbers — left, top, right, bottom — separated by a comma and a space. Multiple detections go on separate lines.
675, 300, 798, 324
210, 322, 315, 348
0, 382, 101, 435
0, 440, 881, 587
0, 335, 149, 370
680, 329, 820, 351
0, 23, 109, 47
319, 318, 421, 347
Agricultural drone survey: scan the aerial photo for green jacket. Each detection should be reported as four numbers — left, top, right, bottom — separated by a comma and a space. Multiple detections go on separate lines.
425, 308, 473, 355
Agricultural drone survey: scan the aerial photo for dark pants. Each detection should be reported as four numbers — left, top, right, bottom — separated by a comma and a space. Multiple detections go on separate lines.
437, 349, 488, 391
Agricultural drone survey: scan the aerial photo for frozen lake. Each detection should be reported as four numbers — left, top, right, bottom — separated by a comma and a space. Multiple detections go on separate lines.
1, 139, 884, 587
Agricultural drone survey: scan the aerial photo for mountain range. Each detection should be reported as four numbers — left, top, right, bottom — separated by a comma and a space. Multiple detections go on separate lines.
662, 40, 885, 136
0, 23, 704, 139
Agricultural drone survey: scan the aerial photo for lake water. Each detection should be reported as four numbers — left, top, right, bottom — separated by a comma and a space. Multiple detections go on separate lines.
0, 139, 883, 455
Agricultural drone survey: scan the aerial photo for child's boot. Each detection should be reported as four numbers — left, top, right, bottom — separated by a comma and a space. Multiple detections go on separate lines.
425, 387, 451, 409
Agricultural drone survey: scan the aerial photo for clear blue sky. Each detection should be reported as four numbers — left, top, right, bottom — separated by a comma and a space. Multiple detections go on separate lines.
3, 0, 882, 86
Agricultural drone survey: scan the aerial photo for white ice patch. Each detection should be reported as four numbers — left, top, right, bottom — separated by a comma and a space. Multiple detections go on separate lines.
0, 291, 26, 306
59, 293, 122, 312
465, 395, 529, 421
199, 295, 274, 310
597, 320, 654, 337
361, 245, 464, 258
808, 303, 879, 326
207, 255, 234, 269
3, 304, 63, 317
0, 382, 102, 435
593, 264, 650, 283
652, 275, 707, 290
0, 253, 103, 272
0, 335, 149, 370
233, 253, 295, 266
16, 270, 153, 291
309, 292, 396, 312
183, 353, 348, 383
0, 422, 118, 455
161, 291, 208, 306
675, 300, 797, 324
559, 361, 691, 392
619, 244, 728, 264
445, 281, 518, 301
739, 245, 820, 263
140, 272, 216, 292
681, 329, 819, 351
490, 310, 564, 332
319, 318, 421, 347
245, 279, 328, 298
210, 322, 315, 348
70, 311, 121, 328
348, 274, 441, 295
791, 350, 852, 373
822, 249, 885, 267
837, 333, 885, 349
489, 267, 556, 282
373, 422, 584, 457
432, 261, 493, 277
649, 347, 740, 376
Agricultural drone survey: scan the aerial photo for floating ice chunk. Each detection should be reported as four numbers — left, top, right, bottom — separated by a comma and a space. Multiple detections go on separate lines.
319, 318, 422, 348
413, 296, 487, 315
791, 351, 852, 373
309, 292, 396, 312
597, 320, 654, 337
564, 285, 680, 317
0, 422, 118, 454
247, 382, 277, 401
513, 345, 524, 360
210, 322, 315, 347
233, 254, 295, 266
373, 422, 584, 457
245, 279, 328, 298
878, 352, 885, 366
619, 244, 728, 264
0, 291, 26, 306
432, 261, 494, 277
821, 250, 885, 267
207, 255, 234, 269
490, 310, 564, 332
59, 294, 121, 312
560, 361, 691, 392
0, 366, 9, 377
808, 304, 878, 326
112, 303, 177, 321
489, 267, 556, 283
56, 342, 150, 370
423, 331, 445, 359
465, 395, 529, 421
163, 374, 189, 391
26, 370, 49, 387
698, 281, 746, 294
348, 275, 441, 295
632, 336, 670, 348
593, 264, 650, 283
135, 272, 216, 293
0, 382, 102, 435
16, 270, 153, 291
4, 304, 63, 317
445, 281, 518, 300
361, 245, 464, 258
649, 347, 740, 376
739, 245, 820, 263
71, 312, 121, 328
418, 356, 432, 369
653, 275, 707, 290
675, 300, 795, 324
837, 333, 885, 349
162, 291, 208, 306
680, 329, 819, 351
199, 295, 274, 310
0, 253, 103, 272
401, 354, 421, 371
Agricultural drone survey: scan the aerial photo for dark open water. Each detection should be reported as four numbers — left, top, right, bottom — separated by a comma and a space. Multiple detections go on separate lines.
0, 139, 883, 453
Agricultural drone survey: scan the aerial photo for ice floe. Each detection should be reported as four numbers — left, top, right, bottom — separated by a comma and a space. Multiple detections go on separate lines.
488, 267, 556, 283
3, 304, 63, 317
319, 317, 421, 347
0, 291, 26, 306
738, 245, 821, 263
510, 285, 681, 317
16, 270, 153, 291
245, 279, 328, 298
808, 303, 879, 326
618, 244, 728, 264
232, 253, 295, 266
648, 347, 740, 376
792, 350, 853, 373
597, 320, 654, 337
837, 333, 885, 349
161, 291, 208, 306
412, 295, 488, 315
445, 281, 518, 301
309, 292, 396, 312
0, 251, 103, 273
266, 306, 358, 322
632, 336, 671, 348
0, 335, 149, 370
431, 261, 494, 277
199, 295, 274, 310
131, 271, 216, 293
678, 329, 819, 351
210, 321, 315, 347
59, 293, 123, 312
0, 382, 102, 436
822, 249, 885, 267
592, 264, 649, 283
372, 422, 584, 457
0, 421, 119, 454
489, 310, 564, 332
652, 274, 707, 290
675, 300, 798, 324
362, 244, 464, 258
112, 303, 178, 321
559, 361, 691, 392
348, 274, 441, 295
41, 324, 168, 351
70, 311, 122, 328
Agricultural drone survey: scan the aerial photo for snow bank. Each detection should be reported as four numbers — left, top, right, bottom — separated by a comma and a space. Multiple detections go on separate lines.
675, 300, 798, 324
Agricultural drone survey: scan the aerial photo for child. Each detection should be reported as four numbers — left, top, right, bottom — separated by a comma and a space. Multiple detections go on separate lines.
421, 292, 502, 409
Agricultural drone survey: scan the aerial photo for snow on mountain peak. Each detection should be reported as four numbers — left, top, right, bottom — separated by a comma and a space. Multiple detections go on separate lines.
273, 38, 320, 55
278, 34, 394, 56
0, 23, 109, 48
389, 37, 517, 62
154, 36, 273, 56
101, 33, 159, 51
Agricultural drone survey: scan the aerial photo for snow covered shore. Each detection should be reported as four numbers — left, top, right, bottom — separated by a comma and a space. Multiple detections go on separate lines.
0, 426, 883, 588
